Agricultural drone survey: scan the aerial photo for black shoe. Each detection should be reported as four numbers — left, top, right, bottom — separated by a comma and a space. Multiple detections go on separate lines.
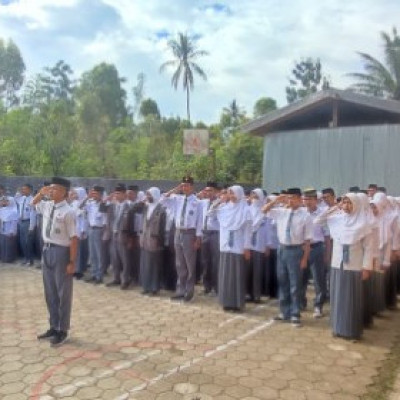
73, 272, 83, 279
184, 292, 194, 302
106, 280, 121, 287
84, 276, 96, 283
37, 328, 58, 340
50, 331, 68, 347
94, 278, 103, 285
120, 283, 130, 290
274, 314, 289, 322
171, 294, 184, 301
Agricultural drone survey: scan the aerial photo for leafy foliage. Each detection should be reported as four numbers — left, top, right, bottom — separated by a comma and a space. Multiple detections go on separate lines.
348, 27, 400, 99
286, 58, 330, 103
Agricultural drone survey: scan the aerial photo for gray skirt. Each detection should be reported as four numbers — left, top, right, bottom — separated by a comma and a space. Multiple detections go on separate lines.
330, 266, 363, 339
219, 252, 246, 310
140, 249, 162, 293
372, 271, 386, 314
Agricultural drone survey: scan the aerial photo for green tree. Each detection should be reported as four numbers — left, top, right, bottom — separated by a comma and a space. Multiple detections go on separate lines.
285, 58, 330, 103
0, 38, 26, 110
139, 98, 160, 119
253, 97, 277, 118
160, 32, 208, 121
348, 27, 400, 99
77, 63, 128, 128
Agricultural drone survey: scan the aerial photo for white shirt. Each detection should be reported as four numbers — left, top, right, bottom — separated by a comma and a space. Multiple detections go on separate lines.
161, 194, 203, 237
308, 207, 330, 244
268, 206, 313, 245
36, 200, 77, 246
85, 200, 106, 228
249, 217, 269, 252
265, 217, 279, 249
17, 195, 36, 230
201, 199, 220, 231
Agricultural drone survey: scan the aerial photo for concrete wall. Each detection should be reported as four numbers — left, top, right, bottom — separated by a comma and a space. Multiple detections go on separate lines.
262, 124, 400, 195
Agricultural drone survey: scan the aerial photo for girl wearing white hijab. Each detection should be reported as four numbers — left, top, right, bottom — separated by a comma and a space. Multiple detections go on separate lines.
315, 193, 373, 340
208, 185, 252, 311
0, 198, 19, 262
382, 195, 400, 309
370, 192, 398, 313
248, 188, 269, 303
139, 187, 166, 295
357, 192, 376, 328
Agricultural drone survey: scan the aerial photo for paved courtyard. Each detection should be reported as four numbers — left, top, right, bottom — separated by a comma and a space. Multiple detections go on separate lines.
1, 263, 400, 400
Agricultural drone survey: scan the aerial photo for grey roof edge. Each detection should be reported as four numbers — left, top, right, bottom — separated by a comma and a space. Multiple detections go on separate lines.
241, 88, 400, 135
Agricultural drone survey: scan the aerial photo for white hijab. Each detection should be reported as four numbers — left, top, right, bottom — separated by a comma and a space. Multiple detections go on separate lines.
146, 187, 161, 218
357, 192, 377, 233
218, 185, 251, 230
327, 193, 368, 245
371, 192, 394, 248
137, 191, 146, 203
250, 188, 265, 229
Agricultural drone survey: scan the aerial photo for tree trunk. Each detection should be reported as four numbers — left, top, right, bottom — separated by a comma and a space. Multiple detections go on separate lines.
186, 85, 190, 122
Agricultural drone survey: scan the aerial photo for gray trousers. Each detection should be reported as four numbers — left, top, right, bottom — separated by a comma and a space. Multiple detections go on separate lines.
174, 229, 197, 296
111, 234, 130, 285
301, 242, 326, 310
201, 231, 220, 293
88, 227, 103, 279
42, 244, 73, 332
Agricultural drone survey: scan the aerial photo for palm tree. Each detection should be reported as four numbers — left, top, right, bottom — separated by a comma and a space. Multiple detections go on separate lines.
160, 32, 208, 121
348, 27, 400, 99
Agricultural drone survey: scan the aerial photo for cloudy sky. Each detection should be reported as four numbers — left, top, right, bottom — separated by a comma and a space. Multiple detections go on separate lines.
0, 0, 398, 123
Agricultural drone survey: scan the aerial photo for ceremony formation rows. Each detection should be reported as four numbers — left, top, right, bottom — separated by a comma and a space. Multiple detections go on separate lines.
1, 179, 399, 344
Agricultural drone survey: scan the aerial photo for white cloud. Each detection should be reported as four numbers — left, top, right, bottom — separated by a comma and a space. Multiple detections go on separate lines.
0, 0, 399, 122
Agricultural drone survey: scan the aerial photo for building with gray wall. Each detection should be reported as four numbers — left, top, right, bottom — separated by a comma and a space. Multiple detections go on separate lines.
242, 89, 400, 195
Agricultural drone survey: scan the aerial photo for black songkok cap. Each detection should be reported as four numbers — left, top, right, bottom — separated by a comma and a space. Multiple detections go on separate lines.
280, 189, 288, 195
378, 186, 387, 193
286, 187, 302, 196
43, 181, 51, 187
114, 183, 126, 192
182, 176, 194, 184
127, 185, 139, 191
368, 184, 378, 189
23, 183, 33, 190
322, 187, 335, 195
348, 186, 360, 193
92, 185, 105, 194
303, 189, 318, 198
206, 181, 219, 189
51, 177, 71, 190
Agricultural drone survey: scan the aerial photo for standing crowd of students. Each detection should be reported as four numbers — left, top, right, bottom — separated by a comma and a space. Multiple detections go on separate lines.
1, 178, 399, 341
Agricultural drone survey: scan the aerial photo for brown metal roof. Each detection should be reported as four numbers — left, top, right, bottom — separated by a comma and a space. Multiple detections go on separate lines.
242, 88, 400, 136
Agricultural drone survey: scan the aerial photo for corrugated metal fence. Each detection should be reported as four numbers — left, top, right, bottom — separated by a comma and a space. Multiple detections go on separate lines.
263, 124, 400, 195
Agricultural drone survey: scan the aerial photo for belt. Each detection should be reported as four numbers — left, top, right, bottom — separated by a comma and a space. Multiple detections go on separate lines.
43, 242, 69, 249
177, 228, 196, 233
90, 226, 103, 229
280, 244, 303, 249
20, 219, 30, 222
311, 242, 323, 248
203, 230, 218, 234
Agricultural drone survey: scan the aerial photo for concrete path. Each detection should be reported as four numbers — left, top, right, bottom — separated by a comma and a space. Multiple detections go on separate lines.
1, 264, 400, 400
